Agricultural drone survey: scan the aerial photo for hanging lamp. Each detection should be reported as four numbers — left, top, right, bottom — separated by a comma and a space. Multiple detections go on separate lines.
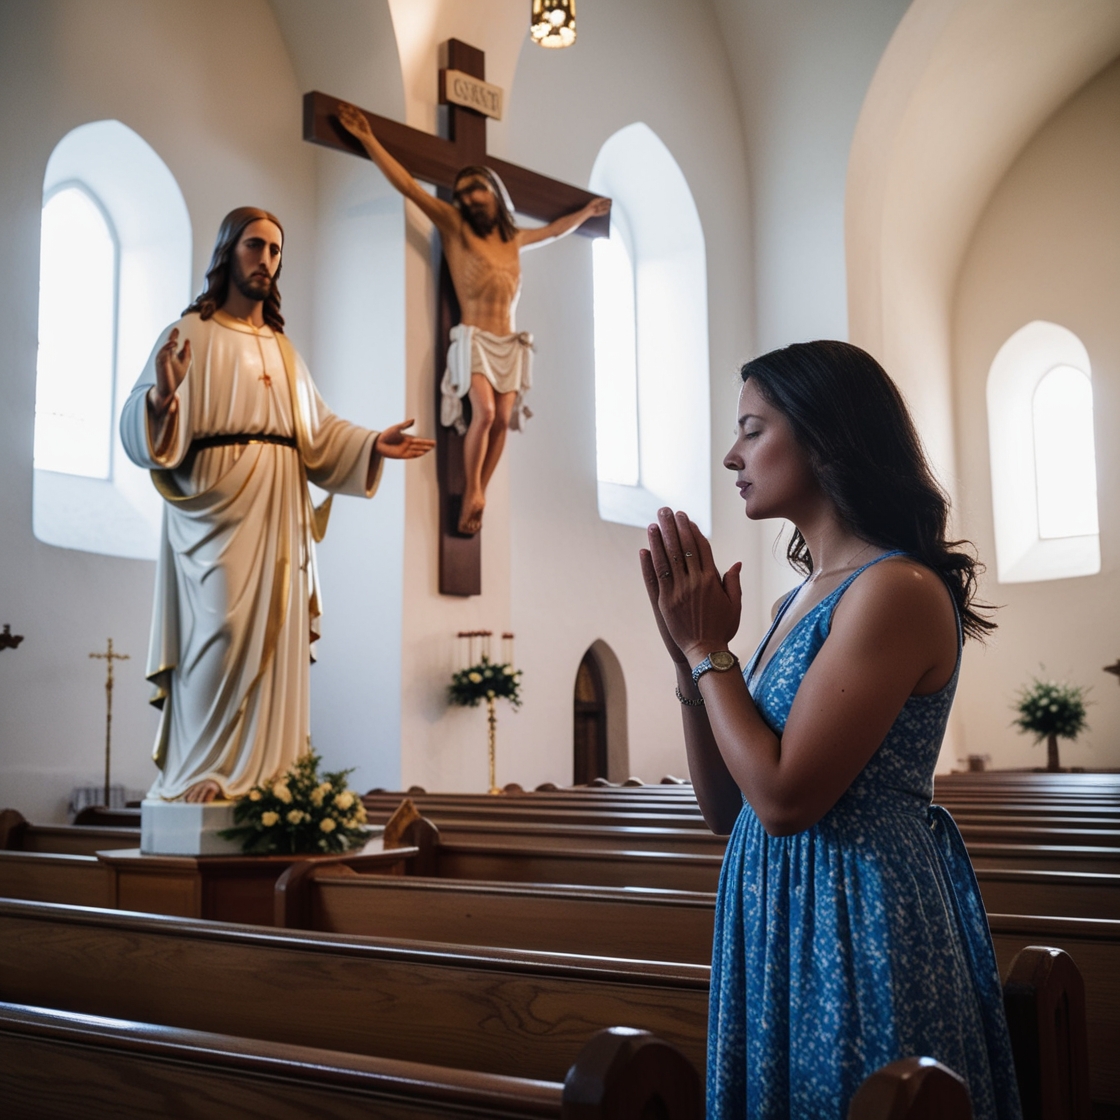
530, 0, 576, 49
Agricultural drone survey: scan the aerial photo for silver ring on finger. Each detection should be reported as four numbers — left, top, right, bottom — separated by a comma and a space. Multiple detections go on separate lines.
684, 551, 693, 558
659, 569, 671, 579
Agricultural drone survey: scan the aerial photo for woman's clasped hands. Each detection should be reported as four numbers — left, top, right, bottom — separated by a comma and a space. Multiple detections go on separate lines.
640, 508, 743, 669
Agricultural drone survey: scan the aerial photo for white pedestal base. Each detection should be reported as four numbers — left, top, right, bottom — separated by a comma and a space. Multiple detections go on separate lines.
141, 798, 243, 856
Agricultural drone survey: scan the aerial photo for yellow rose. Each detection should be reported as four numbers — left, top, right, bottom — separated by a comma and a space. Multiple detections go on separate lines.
261, 811, 279, 827
248, 789, 262, 801
310, 788, 324, 807
354, 804, 368, 823
468, 672, 482, 683
320, 818, 337, 833
286, 809, 304, 824
334, 791, 354, 811
273, 782, 292, 804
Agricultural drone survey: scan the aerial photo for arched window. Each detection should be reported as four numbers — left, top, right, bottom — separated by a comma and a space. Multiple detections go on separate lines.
590, 124, 711, 533
35, 185, 117, 478
592, 214, 639, 488
986, 321, 1099, 582
33, 120, 191, 560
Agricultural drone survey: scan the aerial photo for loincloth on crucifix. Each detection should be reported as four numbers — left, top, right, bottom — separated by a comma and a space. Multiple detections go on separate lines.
441, 326, 534, 435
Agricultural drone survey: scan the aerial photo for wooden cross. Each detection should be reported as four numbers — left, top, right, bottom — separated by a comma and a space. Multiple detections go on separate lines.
303, 39, 609, 596
90, 638, 130, 807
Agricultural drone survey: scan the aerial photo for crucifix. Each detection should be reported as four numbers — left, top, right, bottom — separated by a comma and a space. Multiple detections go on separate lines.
303, 39, 610, 596
89, 638, 130, 807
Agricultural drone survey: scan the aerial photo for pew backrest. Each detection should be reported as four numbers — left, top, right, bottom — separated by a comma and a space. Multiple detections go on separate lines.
277, 865, 716, 965
0, 898, 710, 1085
0, 1004, 702, 1120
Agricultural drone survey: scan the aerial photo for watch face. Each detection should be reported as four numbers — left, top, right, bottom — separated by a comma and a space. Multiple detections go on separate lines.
710, 650, 737, 671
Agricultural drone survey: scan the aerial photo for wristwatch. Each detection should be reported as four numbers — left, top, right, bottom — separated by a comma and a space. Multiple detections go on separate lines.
691, 650, 740, 684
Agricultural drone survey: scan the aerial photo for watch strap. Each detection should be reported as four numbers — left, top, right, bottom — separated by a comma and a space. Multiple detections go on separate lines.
691, 651, 739, 684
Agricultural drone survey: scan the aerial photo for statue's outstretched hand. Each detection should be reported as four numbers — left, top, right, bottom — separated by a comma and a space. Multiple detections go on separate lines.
337, 102, 375, 145
151, 328, 190, 413
375, 420, 435, 460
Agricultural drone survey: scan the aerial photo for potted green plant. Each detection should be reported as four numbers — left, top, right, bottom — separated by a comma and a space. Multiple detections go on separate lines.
1013, 677, 1089, 772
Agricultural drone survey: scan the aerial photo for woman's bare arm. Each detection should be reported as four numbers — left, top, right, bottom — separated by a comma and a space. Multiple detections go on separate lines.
650, 511, 957, 835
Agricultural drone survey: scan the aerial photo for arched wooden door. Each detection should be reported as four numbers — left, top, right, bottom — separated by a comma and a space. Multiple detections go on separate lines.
573, 649, 608, 785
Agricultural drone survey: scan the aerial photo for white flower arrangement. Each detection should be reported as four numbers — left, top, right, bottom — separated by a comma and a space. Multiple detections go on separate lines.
220, 749, 369, 854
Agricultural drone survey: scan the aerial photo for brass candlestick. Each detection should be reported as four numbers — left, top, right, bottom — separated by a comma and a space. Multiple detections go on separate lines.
487, 695, 499, 795
90, 638, 130, 806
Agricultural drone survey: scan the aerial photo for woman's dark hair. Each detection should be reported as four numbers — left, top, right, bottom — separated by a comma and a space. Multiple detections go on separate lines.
184, 206, 285, 331
453, 165, 518, 242
741, 340, 995, 640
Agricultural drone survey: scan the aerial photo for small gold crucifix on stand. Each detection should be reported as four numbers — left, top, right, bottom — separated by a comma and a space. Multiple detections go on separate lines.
90, 638, 130, 807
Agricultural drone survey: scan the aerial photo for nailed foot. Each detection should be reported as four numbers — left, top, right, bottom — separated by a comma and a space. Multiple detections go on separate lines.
458, 494, 485, 536
182, 779, 223, 803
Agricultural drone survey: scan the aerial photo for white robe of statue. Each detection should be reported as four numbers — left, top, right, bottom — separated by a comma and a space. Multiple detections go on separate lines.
120, 310, 382, 800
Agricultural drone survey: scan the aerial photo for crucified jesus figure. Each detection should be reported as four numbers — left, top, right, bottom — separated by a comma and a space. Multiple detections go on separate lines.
338, 104, 610, 535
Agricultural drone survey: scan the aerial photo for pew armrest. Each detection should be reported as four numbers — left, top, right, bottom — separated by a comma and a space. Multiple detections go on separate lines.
1003, 944, 1091, 1120
561, 1026, 702, 1120
0, 808, 29, 850
274, 847, 419, 929
847, 1057, 972, 1119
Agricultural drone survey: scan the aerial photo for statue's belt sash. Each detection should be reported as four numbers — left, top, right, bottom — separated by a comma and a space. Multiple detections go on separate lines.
190, 433, 298, 452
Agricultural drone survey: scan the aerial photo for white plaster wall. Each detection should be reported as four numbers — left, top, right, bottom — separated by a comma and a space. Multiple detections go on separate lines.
268, 0, 410, 791
497, 1, 754, 787
952, 60, 1120, 771
846, 0, 1120, 771
0, 0, 316, 821
710, 0, 912, 631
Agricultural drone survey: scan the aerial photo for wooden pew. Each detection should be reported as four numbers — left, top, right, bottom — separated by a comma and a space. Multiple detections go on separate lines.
848, 1057, 973, 1119
363, 798, 714, 831
1003, 946, 1091, 1120
975, 869, 1120, 921
95, 846, 415, 926
396, 818, 726, 855
432, 838, 724, 891
426, 818, 1120, 863
0, 850, 111, 908
0, 898, 711, 1085
0, 843, 417, 925
274, 858, 1119, 960
0, 809, 139, 855
0, 1004, 702, 1120
990, 915, 1120, 1108
276, 865, 717, 965
957, 822, 1120, 848
965, 843, 1120, 875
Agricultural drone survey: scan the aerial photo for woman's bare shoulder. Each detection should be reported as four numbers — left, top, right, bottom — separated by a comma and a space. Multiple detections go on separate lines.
841, 554, 954, 621
837, 551, 958, 663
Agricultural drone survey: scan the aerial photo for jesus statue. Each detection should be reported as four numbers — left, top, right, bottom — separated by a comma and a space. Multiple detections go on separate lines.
337, 103, 610, 536
121, 207, 434, 803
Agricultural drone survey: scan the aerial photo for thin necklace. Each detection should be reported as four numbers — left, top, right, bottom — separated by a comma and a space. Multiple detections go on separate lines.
805, 541, 878, 584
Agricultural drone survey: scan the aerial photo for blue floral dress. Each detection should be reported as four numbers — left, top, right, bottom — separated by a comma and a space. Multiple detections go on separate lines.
707, 553, 1022, 1119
